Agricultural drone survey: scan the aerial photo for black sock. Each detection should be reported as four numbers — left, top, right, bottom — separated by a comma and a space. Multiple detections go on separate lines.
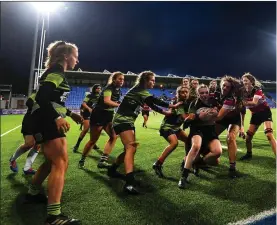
75, 137, 83, 147
229, 162, 236, 170
125, 172, 135, 185
246, 151, 252, 155
81, 155, 86, 161
182, 168, 190, 179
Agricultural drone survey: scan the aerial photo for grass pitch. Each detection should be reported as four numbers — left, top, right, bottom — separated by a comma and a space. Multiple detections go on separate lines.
1, 110, 276, 225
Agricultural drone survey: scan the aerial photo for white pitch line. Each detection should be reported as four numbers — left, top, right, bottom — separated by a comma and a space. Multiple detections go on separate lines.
227, 208, 276, 225
0, 125, 22, 137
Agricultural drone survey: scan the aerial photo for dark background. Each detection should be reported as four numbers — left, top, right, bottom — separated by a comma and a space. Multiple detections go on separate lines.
1, 1, 276, 94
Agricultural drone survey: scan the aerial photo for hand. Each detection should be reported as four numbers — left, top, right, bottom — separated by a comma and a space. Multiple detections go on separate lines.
242, 101, 248, 106
71, 112, 84, 124
239, 127, 246, 139
171, 101, 183, 109
88, 108, 92, 113
163, 110, 172, 116
56, 117, 70, 134
185, 113, 196, 121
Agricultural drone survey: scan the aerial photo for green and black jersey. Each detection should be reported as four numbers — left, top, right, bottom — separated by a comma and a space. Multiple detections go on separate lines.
81, 92, 100, 111
32, 64, 71, 120
113, 86, 169, 127
160, 100, 190, 131
26, 93, 36, 113
94, 84, 121, 111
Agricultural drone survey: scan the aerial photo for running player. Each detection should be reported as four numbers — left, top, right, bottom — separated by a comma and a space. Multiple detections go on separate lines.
78, 72, 124, 169
214, 76, 243, 178
73, 84, 101, 153
240, 73, 276, 160
141, 103, 150, 128
28, 41, 83, 224
108, 71, 182, 194
9, 90, 40, 175
153, 86, 193, 178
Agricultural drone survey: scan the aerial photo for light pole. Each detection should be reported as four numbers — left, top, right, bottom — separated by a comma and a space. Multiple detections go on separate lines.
28, 2, 63, 96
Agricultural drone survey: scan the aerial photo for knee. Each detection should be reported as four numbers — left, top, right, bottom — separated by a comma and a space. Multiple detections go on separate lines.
246, 131, 254, 143
265, 128, 274, 141
190, 144, 201, 154
213, 148, 222, 158
170, 141, 178, 149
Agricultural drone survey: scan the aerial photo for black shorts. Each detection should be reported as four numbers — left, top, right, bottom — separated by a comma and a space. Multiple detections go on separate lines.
142, 110, 149, 117
250, 108, 273, 126
31, 109, 65, 144
81, 110, 91, 120
216, 113, 241, 129
21, 111, 33, 136
159, 128, 181, 140
113, 123, 135, 135
187, 125, 218, 155
90, 108, 114, 127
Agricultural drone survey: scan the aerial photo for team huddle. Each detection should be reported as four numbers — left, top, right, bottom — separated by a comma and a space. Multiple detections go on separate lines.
8, 41, 276, 225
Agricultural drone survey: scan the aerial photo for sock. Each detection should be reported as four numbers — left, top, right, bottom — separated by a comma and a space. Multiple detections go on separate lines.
182, 168, 190, 179
75, 137, 83, 147
10, 146, 28, 161
80, 155, 86, 161
156, 159, 163, 165
28, 183, 40, 196
229, 162, 236, 170
125, 172, 135, 185
24, 149, 38, 171
246, 151, 252, 155
110, 163, 119, 171
100, 154, 109, 162
47, 203, 61, 216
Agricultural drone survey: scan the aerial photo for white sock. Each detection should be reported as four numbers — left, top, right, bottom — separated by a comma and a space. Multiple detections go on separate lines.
23, 149, 38, 171
10, 146, 28, 161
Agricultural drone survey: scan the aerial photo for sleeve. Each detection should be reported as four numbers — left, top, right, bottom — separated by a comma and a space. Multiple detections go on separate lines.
35, 81, 62, 120
44, 73, 64, 87
83, 95, 89, 103
254, 89, 263, 99
144, 96, 167, 114
103, 89, 112, 97
222, 97, 235, 109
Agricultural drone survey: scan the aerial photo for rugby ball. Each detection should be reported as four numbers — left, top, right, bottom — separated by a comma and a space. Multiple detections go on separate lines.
196, 107, 218, 121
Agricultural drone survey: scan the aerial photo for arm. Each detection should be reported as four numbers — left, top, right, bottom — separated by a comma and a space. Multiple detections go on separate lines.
243, 97, 259, 106
215, 107, 231, 121
243, 89, 263, 106
144, 96, 169, 115
103, 89, 120, 108
239, 111, 246, 139
81, 102, 92, 112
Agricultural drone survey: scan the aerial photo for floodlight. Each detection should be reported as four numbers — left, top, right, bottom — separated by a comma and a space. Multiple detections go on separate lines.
31, 2, 63, 13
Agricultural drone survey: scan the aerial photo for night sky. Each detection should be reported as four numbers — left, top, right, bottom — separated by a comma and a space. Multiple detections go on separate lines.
1, 1, 276, 94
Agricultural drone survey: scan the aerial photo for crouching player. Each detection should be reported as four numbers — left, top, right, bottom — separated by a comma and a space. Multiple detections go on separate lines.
179, 84, 222, 189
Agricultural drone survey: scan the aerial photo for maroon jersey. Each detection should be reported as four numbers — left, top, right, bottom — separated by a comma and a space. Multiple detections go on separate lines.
243, 87, 269, 113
